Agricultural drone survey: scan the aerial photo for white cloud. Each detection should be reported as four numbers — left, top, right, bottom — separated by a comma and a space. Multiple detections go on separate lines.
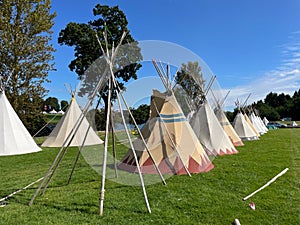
223, 33, 300, 111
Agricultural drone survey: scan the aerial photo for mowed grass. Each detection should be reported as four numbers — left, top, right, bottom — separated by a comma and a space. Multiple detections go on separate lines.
0, 129, 299, 224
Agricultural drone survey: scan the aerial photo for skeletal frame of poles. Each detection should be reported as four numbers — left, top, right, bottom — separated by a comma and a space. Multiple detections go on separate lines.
29, 31, 164, 215
95, 35, 166, 186
96, 31, 153, 215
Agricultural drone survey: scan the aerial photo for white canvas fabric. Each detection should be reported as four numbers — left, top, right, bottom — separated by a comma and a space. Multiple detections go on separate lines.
119, 90, 214, 174
249, 112, 266, 135
0, 91, 41, 156
214, 107, 244, 146
190, 101, 238, 155
257, 116, 268, 132
233, 112, 259, 141
42, 97, 103, 147
263, 117, 269, 126
244, 114, 260, 137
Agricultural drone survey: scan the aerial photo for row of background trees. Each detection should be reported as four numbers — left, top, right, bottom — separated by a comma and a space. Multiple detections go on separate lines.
226, 89, 300, 122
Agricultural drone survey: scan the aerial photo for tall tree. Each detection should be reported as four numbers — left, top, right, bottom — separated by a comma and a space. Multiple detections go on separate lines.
58, 4, 142, 114
175, 61, 205, 109
0, 0, 56, 133
44, 97, 59, 111
60, 100, 69, 112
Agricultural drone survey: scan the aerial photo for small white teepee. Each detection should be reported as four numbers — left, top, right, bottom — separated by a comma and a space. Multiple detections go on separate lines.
0, 89, 41, 156
42, 95, 103, 147
233, 112, 259, 141
244, 113, 260, 137
249, 112, 267, 135
263, 117, 269, 126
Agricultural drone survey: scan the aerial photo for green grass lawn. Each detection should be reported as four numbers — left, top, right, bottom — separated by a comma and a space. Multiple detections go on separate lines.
0, 129, 299, 224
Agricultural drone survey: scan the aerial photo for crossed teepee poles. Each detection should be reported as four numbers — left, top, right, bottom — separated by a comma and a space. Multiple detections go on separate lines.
29, 31, 166, 215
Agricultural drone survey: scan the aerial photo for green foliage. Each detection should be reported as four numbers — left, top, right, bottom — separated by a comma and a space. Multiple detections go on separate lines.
58, 3, 142, 114
0, 0, 56, 132
44, 96, 59, 111
225, 110, 235, 122
175, 61, 205, 109
60, 100, 69, 112
0, 129, 299, 224
252, 89, 300, 120
94, 108, 106, 131
129, 104, 150, 125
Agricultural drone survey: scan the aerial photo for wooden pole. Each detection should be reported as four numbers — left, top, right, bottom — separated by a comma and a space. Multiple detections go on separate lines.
99, 76, 112, 216
242, 168, 289, 201
1, 177, 44, 203
67, 97, 102, 185
115, 88, 151, 213
29, 65, 109, 206
110, 78, 166, 185
110, 108, 118, 178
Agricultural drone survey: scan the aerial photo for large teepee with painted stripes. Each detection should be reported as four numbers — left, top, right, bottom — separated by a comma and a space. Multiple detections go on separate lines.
0, 79, 41, 156
119, 61, 214, 174
42, 94, 103, 147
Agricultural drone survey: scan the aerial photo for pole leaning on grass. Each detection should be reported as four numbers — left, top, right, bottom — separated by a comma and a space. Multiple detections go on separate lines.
0, 177, 45, 203
242, 168, 289, 201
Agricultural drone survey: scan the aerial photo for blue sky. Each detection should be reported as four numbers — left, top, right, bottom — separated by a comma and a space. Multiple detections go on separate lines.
47, 0, 300, 110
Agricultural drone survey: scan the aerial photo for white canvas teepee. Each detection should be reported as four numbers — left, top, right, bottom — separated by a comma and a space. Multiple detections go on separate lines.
190, 99, 238, 156
0, 89, 41, 156
263, 117, 269, 126
244, 113, 260, 137
214, 106, 244, 146
42, 95, 103, 147
119, 89, 214, 174
249, 112, 267, 135
233, 112, 259, 141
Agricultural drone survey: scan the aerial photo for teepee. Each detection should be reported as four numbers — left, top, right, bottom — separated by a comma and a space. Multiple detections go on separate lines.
190, 99, 238, 155
249, 112, 267, 135
119, 61, 214, 174
263, 117, 269, 126
212, 91, 244, 147
214, 107, 244, 146
188, 75, 238, 156
244, 113, 260, 137
42, 94, 103, 147
233, 111, 259, 141
0, 79, 41, 156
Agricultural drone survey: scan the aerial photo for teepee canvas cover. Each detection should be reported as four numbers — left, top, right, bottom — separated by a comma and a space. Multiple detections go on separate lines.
190, 100, 238, 155
214, 107, 244, 146
42, 96, 103, 147
249, 112, 267, 135
119, 90, 214, 174
244, 113, 260, 137
233, 112, 258, 141
0, 91, 41, 156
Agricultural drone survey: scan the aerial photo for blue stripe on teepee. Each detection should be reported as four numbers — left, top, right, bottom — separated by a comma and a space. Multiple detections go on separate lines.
161, 117, 187, 123
159, 113, 185, 118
